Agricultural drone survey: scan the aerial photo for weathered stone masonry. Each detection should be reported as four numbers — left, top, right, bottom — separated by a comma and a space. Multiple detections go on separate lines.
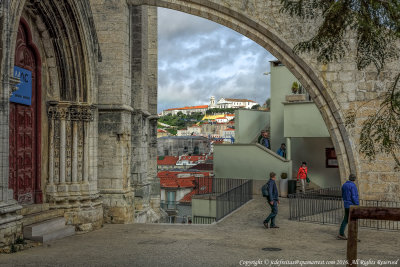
0, 0, 399, 248
128, 0, 400, 202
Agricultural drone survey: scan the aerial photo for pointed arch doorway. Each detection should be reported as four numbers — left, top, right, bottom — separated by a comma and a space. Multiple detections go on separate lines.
9, 18, 42, 205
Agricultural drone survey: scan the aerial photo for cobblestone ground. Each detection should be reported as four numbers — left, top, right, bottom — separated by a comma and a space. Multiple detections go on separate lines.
1, 196, 399, 267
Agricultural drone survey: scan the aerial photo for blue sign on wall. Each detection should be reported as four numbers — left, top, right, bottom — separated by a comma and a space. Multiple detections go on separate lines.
10, 66, 32, 105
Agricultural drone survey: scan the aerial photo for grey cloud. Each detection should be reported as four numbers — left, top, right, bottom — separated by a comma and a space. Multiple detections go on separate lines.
157, 7, 276, 112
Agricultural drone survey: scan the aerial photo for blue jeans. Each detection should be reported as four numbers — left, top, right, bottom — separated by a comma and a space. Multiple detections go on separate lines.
264, 200, 278, 226
339, 208, 350, 236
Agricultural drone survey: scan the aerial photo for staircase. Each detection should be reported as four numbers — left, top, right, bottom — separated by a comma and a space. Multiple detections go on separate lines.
23, 217, 75, 242
18, 204, 75, 242
295, 179, 319, 193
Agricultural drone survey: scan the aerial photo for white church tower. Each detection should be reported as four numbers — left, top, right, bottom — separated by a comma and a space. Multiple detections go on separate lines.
210, 96, 216, 108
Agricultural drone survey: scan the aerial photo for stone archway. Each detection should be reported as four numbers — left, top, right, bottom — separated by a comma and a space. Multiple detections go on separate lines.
0, 0, 103, 245
128, 0, 356, 183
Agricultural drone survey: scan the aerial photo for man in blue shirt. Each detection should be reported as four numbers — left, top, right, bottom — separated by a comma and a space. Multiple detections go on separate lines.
276, 143, 286, 158
263, 172, 280, 229
337, 174, 359, 240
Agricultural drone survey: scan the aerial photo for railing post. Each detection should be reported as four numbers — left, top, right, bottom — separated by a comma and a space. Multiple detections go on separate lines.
347, 207, 358, 266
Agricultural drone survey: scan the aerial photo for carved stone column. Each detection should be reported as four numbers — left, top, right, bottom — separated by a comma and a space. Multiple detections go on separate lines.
46, 101, 102, 230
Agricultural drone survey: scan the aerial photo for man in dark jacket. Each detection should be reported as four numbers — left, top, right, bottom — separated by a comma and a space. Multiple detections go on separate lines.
263, 172, 280, 229
337, 174, 359, 240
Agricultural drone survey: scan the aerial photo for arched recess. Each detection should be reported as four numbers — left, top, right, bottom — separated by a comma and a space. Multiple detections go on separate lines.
9, 0, 101, 103
9, 17, 42, 204
2, 0, 102, 219
129, 0, 356, 182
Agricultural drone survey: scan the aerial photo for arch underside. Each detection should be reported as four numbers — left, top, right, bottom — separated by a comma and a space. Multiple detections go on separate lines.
129, 0, 356, 182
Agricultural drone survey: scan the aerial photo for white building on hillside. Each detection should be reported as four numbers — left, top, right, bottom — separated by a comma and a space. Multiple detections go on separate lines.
215, 98, 258, 109
215, 117, 228, 123
162, 105, 209, 116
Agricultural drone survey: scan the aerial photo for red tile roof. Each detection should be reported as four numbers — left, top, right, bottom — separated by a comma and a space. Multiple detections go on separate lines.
157, 170, 211, 179
189, 163, 213, 171
180, 190, 196, 203
180, 177, 214, 203
157, 156, 178, 166
159, 177, 195, 188
165, 105, 208, 111
179, 155, 207, 161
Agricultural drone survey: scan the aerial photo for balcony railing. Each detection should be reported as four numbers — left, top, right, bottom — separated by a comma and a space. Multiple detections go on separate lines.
216, 179, 253, 220
160, 201, 180, 211
289, 190, 400, 231
192, 178, 253, 223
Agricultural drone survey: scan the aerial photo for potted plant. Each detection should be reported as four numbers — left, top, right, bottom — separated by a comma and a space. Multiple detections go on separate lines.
291, 82, 299, 94
281, 172, 288, 179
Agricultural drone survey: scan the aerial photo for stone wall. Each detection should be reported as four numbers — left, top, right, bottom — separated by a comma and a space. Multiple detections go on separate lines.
90, 1, 160, 223
157, 136, 211, 157
129, 0, 400, 202
0, 0, 103, 246
0, 0, 399, 248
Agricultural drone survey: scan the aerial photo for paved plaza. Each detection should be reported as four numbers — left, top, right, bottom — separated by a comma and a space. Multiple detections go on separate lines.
1, 196, 399, 267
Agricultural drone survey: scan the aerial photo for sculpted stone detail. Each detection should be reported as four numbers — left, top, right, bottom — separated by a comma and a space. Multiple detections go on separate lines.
46, 102, 97, 201
47, 103, 96, 121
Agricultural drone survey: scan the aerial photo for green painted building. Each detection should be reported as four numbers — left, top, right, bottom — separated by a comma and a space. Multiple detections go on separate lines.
213, 60, 341, 190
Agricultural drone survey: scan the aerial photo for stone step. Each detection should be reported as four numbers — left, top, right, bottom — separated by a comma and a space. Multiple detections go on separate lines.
21, 208, 64, 227
29, 225, 75, 243
17, 203, 50, 216
23, 217, 66, 237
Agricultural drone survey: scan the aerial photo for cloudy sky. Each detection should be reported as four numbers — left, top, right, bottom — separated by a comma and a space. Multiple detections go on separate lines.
157, 8, 276, 113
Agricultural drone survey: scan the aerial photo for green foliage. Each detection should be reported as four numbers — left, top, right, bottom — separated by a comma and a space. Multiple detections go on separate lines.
15, 237, 26, 245
264, 98, 271, 109
280, 0, 400, 72
206, 108, 236, 115
251, 104, 261, 110
291, 81, 300, 93
166, 128, 177, 136
281, 0, 400, 169
158, 112, 204, 134
346, 73, 400, 168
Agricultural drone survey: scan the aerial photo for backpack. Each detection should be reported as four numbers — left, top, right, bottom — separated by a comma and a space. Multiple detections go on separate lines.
261, 182, 269, 197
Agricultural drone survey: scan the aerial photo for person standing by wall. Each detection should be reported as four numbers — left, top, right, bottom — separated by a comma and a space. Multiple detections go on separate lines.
259, 131, 271, 149
257, 130, 265, 144
337, 174, 359, 240
276, 143, 286, 158
296, 162, 308, 193
263, 172, 280, 229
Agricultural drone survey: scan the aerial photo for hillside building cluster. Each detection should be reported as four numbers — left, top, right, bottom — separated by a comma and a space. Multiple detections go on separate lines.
160, 97, 258, 116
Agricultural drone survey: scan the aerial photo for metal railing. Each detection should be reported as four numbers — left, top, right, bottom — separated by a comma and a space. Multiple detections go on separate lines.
194, 177, 250, 195
160, 201, 180, 211
289, 190, 400, 231
216, 179, 253, 220
193, 216, 216, 224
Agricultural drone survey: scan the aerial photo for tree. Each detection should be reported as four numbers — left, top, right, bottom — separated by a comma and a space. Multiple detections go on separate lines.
264, 98, 271, 109
280, 0, 400, 169
251, 104, 261, 110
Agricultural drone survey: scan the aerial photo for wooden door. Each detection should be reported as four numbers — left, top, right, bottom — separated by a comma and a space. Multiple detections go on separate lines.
9, 20, 40, 204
